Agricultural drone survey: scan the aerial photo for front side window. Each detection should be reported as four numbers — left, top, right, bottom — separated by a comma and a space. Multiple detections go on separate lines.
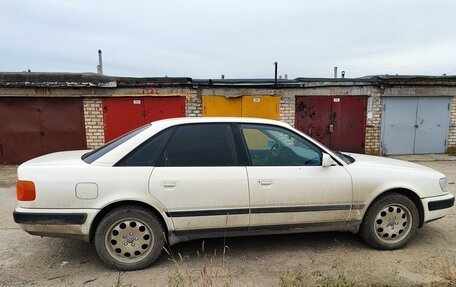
158, 124, 235, 167
240, 124, 322, 166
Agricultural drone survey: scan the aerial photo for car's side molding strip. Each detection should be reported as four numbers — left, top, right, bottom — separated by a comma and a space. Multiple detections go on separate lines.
166, 208, 249, 217
165, 203, 365, 218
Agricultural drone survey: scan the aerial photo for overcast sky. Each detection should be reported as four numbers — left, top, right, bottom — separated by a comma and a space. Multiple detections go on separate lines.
1, 0, 455, 79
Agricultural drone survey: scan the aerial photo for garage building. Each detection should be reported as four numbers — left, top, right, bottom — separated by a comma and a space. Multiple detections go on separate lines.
0, 73, 455, 164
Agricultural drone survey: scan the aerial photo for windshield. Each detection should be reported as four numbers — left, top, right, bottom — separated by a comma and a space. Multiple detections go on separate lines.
82, 124, 150, 164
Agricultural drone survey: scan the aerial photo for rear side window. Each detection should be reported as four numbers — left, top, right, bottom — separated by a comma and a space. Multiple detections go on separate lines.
82, 125, 150, 164
116, 129, 172, 166
158, 124, 235, 166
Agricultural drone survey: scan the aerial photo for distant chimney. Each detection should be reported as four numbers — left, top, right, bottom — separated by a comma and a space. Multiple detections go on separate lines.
334, 67, 338, 78
97, 50, 103, 75
341, 71, 345, 78
274, 61, 278, 86
284, 74, 288, 80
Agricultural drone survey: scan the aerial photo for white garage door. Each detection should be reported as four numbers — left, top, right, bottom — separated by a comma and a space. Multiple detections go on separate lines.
381, 97, 451, 155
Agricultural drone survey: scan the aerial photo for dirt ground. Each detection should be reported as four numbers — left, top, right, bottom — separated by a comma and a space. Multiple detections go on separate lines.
0, 159, 455, 287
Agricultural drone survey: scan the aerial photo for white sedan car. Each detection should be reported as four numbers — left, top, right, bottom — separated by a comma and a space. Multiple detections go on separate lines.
14, 117, 454, 270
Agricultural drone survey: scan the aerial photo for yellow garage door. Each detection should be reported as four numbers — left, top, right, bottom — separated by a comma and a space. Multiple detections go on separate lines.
202, 96, 280, 120
202, 96, 242, 117
241, 96, 280, 120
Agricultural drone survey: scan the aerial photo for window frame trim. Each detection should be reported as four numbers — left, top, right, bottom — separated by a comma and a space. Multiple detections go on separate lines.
231, 123, 253, 166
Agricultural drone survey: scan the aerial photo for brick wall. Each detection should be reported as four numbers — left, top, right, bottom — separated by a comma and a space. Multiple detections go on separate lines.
448, 96, 456, 153
83, 98, 105, 149
279, 96, 295, 127
185, 92, 202, 117
364, 93, 382, 155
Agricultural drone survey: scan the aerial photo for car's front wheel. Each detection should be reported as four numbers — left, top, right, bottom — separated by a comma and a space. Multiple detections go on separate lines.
94, 205, 165, 270
359, 193, 419, 250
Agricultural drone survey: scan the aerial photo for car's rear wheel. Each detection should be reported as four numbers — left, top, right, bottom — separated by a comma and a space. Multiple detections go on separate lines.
359, 193, 419, 250
94, 205, 164, 270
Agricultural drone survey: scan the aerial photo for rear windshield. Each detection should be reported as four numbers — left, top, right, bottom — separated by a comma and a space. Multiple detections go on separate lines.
82, 125, 150, 164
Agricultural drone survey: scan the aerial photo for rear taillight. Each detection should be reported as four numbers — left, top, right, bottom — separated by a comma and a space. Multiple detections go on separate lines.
17, 180, 36, 201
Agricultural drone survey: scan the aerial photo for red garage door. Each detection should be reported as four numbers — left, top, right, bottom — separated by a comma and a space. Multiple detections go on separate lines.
0, 98, 87, 164
102, 97, 186, 142
296, 96, 367, 153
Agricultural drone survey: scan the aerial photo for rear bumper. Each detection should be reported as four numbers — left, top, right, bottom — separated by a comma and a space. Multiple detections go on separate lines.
422, 193, 455, 223
13, 211, 87, 225
13, 207, 99, 242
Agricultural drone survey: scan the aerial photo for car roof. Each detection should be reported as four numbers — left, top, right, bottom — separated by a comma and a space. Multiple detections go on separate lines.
149, 117, 290, 128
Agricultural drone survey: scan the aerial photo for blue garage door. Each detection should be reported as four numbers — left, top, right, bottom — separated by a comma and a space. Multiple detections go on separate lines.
382, 97, 451, 155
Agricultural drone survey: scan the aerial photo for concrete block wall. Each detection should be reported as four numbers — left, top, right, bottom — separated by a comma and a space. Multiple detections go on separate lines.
448, 96, 456, 153
279, 96, 295, 127
365, 92, 383, 155
83, 98, 105, 149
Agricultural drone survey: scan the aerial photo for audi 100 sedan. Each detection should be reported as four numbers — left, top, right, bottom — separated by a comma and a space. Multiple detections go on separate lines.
13, 117, 454, 270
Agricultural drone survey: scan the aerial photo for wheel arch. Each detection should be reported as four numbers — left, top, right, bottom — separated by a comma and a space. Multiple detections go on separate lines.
89, 200, 171, 242
365, 188, 425, 228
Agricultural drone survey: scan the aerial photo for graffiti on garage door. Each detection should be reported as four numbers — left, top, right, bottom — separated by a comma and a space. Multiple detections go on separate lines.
296, 96, 367, 153
0, 98, 86, 164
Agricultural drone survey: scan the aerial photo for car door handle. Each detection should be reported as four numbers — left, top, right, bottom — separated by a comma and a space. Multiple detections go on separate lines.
258, 179, 274, 186
162, 181, 177, 188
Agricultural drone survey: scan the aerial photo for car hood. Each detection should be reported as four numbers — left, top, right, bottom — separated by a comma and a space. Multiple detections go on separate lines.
344, 153, 439, 173
20, 150, 90, 166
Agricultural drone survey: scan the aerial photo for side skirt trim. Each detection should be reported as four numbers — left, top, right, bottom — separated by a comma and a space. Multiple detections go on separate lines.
168, 220, 362, 245
166, 204, 365, 218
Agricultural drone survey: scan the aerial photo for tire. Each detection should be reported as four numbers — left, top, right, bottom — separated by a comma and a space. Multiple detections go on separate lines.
94, 205, 165, 270
359, 193, 419, 250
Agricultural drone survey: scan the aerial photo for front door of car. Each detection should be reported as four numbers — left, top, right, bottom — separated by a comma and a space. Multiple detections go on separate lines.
236, 124, 353, 228
148, 123, 250, 231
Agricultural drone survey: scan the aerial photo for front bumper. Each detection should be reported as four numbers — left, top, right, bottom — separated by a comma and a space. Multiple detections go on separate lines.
13, 207, 99, 242
422, 193, 455, 223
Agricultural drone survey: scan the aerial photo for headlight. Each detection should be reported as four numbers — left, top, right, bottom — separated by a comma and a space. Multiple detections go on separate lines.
440, 178, 449, 192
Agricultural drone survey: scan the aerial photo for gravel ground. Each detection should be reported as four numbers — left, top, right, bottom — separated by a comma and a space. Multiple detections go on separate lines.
0, 159, 455, 287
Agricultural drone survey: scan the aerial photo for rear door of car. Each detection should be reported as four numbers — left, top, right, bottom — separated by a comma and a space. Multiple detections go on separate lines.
234, 123, 353, 229
148, 123, 250, 231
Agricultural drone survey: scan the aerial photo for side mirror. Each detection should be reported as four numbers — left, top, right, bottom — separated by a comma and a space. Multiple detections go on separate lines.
322, 153, 337, 167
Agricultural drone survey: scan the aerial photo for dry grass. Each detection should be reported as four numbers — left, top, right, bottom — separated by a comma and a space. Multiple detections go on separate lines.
279, 269, 357, 287
166, 242, 233, 287
279, 270, 304, 287
424, 260, 456, 287
442, 261, 456, 286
